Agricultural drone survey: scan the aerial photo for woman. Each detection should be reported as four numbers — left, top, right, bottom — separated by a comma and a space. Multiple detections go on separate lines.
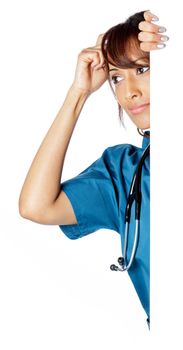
19, 10, 168, 328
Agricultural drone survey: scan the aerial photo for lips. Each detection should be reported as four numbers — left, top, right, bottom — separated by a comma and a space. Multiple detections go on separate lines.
128, 102, 150, 115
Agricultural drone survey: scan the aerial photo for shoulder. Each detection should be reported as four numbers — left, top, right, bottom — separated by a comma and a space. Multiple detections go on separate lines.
96, 143, 145, 182
102, 143, 142, 163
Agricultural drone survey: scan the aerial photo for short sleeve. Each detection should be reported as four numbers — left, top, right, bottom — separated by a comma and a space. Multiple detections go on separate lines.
59, 147, 121, 240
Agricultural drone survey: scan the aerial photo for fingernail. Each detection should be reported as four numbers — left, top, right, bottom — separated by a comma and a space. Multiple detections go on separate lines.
91, 63, 97, 68
161, 35, 169, 42
151, 15, 159, 21
157, 43, 166, 49
158, 27, 166, 33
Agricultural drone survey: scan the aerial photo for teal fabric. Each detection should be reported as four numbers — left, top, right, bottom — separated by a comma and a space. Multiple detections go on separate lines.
59, 136, 150, 319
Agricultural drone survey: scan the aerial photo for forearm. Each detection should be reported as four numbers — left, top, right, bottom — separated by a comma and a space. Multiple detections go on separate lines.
19, 85, 88, 217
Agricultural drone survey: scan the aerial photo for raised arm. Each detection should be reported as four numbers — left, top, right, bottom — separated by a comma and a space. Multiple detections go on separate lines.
19, 35, 107, 225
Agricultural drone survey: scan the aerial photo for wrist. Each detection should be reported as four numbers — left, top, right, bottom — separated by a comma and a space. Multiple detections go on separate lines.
62, 84, 89, 119
69, 83, 90, 99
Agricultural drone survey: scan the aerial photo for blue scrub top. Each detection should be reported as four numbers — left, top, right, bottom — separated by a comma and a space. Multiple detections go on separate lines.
59, 136, 150, 320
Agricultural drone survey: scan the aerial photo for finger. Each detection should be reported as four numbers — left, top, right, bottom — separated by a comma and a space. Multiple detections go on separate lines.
96, 33, 104, 46
140, 41, 166, 52
82, 49, 104, 69
87, 45, 102, 50
139, 20, 166, 34
92, 49, 105, 70
78, 49, 101, 68
138, 31, 169, 44
143, 10, 159, 22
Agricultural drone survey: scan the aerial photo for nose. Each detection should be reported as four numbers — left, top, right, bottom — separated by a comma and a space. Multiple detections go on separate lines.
124, 77, 142, 100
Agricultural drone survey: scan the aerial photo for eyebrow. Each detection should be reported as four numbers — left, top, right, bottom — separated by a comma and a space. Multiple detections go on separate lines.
134, 57, 149, 64
109, 68, 119, 72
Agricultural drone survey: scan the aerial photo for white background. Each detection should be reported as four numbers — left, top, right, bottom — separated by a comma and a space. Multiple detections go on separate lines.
0, 0, 182, 349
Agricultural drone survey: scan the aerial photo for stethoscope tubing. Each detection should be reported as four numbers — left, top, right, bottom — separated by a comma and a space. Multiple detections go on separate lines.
110, 143, 150, 272
123, 219, 139, 271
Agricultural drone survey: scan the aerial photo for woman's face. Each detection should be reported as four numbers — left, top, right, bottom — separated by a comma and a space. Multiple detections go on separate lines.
108, 56, 150, 129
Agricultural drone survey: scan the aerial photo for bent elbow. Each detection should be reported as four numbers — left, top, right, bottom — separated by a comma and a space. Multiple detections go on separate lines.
18, 198, 53, 224
19, 198, 41, 223
19, 201, 34, 221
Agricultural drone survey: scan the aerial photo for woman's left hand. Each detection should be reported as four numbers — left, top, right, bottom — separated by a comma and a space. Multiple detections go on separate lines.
138, 11, 169, 52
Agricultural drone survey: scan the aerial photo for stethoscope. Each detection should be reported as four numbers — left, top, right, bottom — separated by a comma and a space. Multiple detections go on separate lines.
110, 137, 150, 272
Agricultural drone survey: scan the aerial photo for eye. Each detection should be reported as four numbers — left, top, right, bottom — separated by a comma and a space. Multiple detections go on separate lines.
111, 75, 124, 85
136, 66, 150, 75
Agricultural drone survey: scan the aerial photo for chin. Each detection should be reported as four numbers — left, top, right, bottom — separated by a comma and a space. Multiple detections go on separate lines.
137, 123, 150, 129
126, 109, 150, 130
132, 115, 150, 130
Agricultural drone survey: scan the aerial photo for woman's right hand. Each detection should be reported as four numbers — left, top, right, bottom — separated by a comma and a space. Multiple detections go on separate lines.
72, 34, 108, 96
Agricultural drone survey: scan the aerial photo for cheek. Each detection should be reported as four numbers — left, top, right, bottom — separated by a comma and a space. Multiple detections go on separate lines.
142, 78, 150, 100
141, 73, 150, 97
115, 87, 126, 107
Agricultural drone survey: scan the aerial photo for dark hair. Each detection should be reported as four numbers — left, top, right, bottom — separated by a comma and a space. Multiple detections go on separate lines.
101, 11, 150, 124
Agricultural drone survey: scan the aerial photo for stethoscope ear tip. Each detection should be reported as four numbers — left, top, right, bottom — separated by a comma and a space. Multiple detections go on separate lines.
118, 257, 125, 266
110, 264, 119, 271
